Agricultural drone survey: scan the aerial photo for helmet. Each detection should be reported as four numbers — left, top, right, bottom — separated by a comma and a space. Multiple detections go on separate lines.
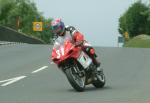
51, 18, 65, 36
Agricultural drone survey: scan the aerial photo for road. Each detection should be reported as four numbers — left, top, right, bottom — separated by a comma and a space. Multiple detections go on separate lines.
0, 44, 150, 103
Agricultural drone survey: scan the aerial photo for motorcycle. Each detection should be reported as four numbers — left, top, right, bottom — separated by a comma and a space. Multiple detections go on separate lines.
51, 36, 105, 92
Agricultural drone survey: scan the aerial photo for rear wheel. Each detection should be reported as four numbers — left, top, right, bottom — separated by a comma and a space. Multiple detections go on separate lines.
92, 68, 105, 88
65, 66, 85, 92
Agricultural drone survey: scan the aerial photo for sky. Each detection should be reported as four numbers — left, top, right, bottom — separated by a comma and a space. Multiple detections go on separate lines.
32, 0, 149, 47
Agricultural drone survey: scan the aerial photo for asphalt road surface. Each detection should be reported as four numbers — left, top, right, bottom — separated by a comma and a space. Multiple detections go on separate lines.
0, 44, 150, 103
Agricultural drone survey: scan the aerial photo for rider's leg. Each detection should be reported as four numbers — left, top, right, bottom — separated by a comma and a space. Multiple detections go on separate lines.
82, 46, 101, 67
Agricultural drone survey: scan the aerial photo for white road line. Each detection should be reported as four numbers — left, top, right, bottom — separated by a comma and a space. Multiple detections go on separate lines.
51, 62, 54, 64
31, 66, 48, 74
0, 65, 48, 87
0, 76, 27, 87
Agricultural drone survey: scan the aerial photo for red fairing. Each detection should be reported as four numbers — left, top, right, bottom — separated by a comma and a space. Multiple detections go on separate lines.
51, 40, 82, 65
51, 48, 57, 60
73, 31, 84, 42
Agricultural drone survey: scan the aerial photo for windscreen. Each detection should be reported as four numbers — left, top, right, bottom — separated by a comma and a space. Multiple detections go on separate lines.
53, 33, 73, 49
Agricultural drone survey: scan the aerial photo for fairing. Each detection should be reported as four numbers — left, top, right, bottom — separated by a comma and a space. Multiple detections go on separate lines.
51, 36, 81, 65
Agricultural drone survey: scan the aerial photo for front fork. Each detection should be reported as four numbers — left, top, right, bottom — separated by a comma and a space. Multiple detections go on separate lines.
73, 63, 85, 78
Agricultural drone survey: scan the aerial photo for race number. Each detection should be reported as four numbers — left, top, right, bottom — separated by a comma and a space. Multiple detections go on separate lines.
56, 47, 64, 58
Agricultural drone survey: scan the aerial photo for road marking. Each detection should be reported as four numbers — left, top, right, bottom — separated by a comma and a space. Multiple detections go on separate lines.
0, 65, 48, 87
0, 76, 27, 87
51, 62, 54, 64
31, 66, 48, 74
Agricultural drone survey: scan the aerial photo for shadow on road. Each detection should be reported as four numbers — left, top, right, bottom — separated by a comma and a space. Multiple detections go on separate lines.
67, 85, 112, 92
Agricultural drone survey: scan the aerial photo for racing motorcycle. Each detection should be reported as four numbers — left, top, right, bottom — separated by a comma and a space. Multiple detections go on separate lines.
51, 36, 105, 92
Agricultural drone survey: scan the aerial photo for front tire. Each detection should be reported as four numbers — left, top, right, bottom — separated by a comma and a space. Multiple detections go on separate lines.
65, 67, 85, 92
92, 68, 105, 88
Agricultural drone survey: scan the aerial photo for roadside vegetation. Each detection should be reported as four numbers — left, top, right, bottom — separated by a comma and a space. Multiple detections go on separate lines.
124, 35, 150, 48
118, 0, 150, 48
0, 0, 53, 43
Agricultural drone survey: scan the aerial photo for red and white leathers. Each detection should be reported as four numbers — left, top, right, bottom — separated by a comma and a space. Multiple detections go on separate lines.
59, 26, 100, 67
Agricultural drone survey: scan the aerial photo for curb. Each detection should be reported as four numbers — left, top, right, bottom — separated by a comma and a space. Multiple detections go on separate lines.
0, 41, 27, 45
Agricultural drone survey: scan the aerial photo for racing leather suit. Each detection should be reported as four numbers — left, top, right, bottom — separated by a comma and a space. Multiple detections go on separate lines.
64, 26, 101, 67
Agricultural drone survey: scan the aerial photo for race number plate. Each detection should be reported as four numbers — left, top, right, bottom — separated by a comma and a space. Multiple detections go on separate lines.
77, 51, 92, 69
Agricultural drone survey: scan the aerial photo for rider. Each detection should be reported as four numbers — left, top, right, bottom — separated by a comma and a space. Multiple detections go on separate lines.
51, 18, 100, 68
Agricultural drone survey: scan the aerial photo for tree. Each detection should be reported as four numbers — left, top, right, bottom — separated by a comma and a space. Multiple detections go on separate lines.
39, 18, 53, 43
142, 8, 150, 35
0, 0, 54, 43
0, 0, 16, 27
118, 1, 149, 38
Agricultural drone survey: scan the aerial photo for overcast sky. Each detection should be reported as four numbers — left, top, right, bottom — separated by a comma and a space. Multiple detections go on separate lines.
32, 0, 149, 47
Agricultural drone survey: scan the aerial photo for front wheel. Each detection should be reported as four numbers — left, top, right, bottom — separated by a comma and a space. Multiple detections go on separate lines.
92, 68, 105, 88
65, 67, 85, 92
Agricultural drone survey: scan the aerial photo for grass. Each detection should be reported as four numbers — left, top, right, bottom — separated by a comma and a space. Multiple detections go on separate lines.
124, 35, 150, 48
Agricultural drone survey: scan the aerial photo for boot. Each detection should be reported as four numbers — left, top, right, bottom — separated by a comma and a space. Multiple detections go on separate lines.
92, 57, 101, 67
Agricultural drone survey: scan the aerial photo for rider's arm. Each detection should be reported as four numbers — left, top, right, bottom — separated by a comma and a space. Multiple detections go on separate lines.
66, 26, 84, 42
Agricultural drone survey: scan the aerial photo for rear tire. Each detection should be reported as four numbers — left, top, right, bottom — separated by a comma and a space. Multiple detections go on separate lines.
65, 67, 85, 92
